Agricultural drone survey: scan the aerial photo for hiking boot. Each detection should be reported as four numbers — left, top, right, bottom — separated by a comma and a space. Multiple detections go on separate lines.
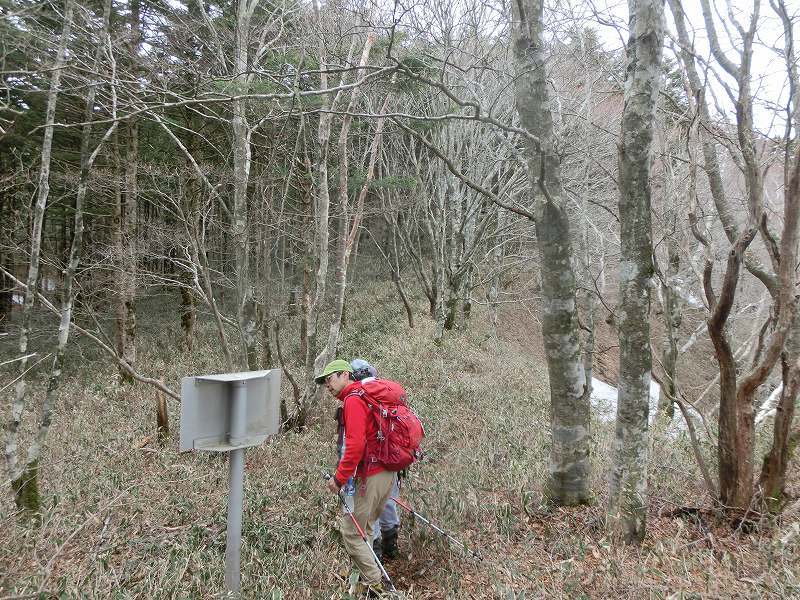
381, 525, 399, 560
364, 581, 386, 598
372, 537, 383, 562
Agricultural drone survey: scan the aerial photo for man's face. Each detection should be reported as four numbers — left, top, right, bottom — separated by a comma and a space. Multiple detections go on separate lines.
324, 371, 350, 396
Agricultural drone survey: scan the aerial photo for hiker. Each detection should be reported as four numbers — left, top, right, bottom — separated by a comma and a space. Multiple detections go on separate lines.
317, 359, 396, 594
350, 359, 401, 562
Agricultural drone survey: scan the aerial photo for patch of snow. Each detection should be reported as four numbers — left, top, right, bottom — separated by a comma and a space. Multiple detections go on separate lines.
686, 293, 704, 308
590, 377, 661, 424
756, 384, 783, 426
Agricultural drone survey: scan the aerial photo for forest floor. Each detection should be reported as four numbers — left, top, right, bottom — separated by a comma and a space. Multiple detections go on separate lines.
1, 281, 799, 599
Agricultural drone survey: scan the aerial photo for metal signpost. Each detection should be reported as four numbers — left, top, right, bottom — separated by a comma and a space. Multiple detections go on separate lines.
179, 369, 281, 595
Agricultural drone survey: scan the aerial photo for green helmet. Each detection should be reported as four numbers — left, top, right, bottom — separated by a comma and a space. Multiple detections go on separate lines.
314, 359, 353, 384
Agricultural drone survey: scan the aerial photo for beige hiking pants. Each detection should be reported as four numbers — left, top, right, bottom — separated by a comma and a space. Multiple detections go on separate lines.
340, 470, 395, 585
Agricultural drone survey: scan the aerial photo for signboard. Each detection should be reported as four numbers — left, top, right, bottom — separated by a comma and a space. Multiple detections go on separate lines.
179, 368, 282, 594
179, 369, 281, 452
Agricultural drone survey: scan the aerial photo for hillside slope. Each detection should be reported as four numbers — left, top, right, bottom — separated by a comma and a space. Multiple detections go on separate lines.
1, 283, 798, 598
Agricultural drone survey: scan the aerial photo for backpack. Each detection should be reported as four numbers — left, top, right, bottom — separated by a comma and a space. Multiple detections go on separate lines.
346, 379, 424, 471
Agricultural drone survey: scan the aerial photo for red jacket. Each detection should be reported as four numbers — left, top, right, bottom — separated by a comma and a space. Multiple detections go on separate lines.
334, 381, 385, 486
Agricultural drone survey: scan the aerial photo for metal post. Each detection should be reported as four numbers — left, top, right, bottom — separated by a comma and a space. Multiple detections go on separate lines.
225, 381, 247, 594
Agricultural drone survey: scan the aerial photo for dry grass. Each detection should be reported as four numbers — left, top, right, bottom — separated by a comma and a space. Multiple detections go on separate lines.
1, 283, 799, 599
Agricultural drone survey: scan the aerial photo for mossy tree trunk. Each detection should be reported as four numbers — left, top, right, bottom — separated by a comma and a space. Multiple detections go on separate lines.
6, 0, 74, 515
607, 0, 665, 544
29, 0, 117, 515
511, 0, 591, 506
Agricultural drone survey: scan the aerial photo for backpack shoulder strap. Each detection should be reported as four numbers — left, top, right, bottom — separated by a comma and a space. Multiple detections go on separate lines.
344, 387, 377, 410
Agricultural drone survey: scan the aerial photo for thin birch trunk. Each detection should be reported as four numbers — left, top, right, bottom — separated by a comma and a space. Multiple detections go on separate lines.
24, 0, 117, 506
578, 85, 598, 399
607, 0, 665, 543
7, 0, 74, 512
658, 241, 681, 421
388, 214, 414, 328
291, 2, 352, 429
322, 31, 377, 364
511, 0, 590, 506
487, 208, 505, 338
232, 0, 259, 370
657, 161, 684, 421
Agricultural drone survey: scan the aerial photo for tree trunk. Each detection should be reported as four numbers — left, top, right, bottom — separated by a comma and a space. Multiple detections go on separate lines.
156, 381, 170, 447
708, 225, 758, 509
0, 263, 10, 330
0, 181, 11, 328
607, 0, 665, 544
297, 157, 312, 362
388, 215, 414, 328
757, 1, 800, 513
511, 0, 590, 506
115, 0, 141, 383
689, 0, 796, 512
322, 31, 376, 365
291, 1, 347, 429
758, 322, 800, 511
0, 232, 11, 331
658, 234, 682, 420
25, 0, 116, 515
430, 181, 447, 344
180, 278, 195, 352
487, 209, 505, 338
7, 0, 74, 513
395, 211, 434, 317
232, 0, 259, 371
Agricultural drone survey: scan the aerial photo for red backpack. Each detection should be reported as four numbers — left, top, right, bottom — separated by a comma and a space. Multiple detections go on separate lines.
347, 379, 424, 471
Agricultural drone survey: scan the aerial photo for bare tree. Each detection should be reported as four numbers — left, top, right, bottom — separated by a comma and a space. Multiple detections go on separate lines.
757, 0, 800, 512
669, 0, 800, 512
6, 0, 74, 512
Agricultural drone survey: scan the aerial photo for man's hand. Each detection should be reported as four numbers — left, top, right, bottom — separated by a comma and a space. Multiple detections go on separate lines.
327, 477, 341, 494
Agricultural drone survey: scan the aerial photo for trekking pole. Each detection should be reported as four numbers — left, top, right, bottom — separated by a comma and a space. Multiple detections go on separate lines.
322, 472, 397, 593
391, 496, 483, 560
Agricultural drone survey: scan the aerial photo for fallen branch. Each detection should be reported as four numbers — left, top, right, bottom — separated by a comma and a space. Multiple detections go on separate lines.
0, 353, 38, 367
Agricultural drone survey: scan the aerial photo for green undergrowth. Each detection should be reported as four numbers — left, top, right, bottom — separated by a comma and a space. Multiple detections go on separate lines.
1, 281, 799, 598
